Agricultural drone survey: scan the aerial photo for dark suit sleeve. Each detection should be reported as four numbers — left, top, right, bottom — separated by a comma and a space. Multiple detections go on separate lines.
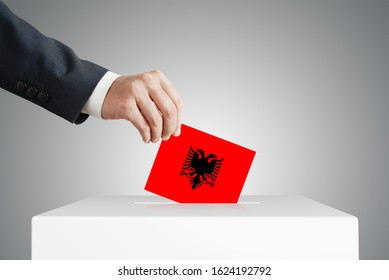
0, 2, 108, 124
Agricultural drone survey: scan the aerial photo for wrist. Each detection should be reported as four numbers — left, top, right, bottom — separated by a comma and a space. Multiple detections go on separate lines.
82, 71, 121, 118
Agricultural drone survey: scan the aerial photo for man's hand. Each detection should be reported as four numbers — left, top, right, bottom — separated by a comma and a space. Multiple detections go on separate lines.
101, 70, 183, 143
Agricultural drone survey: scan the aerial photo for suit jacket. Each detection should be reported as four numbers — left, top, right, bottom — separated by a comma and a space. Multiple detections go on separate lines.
0, 1, 108, 124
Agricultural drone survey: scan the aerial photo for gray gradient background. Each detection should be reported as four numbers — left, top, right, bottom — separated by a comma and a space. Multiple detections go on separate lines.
0, 0, 388, 260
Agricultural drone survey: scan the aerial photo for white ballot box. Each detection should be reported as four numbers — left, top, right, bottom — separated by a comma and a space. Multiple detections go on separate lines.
31, 195, 358, 259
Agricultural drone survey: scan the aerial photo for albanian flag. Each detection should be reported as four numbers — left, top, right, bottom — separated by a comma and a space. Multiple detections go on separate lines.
145, 124, 256, 203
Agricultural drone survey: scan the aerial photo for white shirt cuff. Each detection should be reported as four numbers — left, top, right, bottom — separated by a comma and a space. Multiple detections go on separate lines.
81, 71, 121, 118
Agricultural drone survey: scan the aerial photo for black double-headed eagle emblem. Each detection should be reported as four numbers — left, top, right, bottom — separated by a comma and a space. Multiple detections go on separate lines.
180, 146, 224, 190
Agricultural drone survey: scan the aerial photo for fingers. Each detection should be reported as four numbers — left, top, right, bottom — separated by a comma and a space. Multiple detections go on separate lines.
136, 93, 163, 143
148, 85, 178, 140
138, 70, 182, 142
125, 100, 151, 143
157, 71, 183, 136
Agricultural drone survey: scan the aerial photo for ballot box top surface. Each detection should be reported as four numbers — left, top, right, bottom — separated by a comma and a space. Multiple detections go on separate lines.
34, 195, 355, 218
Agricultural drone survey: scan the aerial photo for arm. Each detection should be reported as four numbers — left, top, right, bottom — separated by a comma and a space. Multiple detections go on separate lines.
0, 2, 183, 141
0, 1, 107, 124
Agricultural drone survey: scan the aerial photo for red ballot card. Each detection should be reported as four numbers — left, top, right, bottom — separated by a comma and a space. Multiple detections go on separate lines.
145, 124, 256, 203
